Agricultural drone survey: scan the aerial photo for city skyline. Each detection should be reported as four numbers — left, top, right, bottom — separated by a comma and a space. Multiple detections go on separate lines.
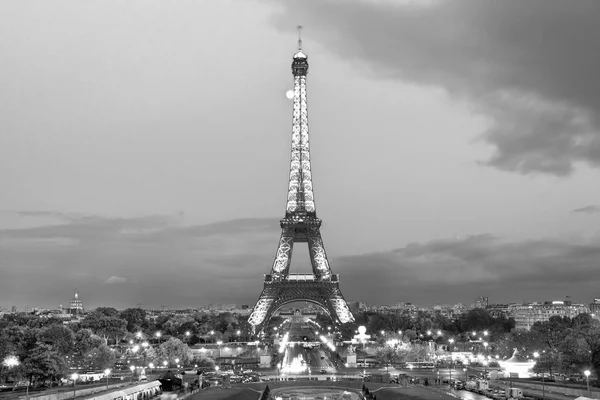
2, 0, 600, 309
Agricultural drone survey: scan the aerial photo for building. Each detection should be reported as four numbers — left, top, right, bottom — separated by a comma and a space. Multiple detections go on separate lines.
68, 289, 85, 315
589, 299, 600, 316
513, 301, 590, 330
476, 297, 489, 309
487, 303, 513, 318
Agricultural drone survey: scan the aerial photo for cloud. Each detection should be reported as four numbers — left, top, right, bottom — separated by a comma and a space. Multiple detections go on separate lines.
573, 205, 600, 214
0, 213, 280, 308
266, 0, 600, 176
3, 211, 599, 308
336, 234, 600, 305
105, 276, 128, 284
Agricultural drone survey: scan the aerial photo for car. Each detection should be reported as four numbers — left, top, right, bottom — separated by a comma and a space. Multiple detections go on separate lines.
320, 369, 327, 374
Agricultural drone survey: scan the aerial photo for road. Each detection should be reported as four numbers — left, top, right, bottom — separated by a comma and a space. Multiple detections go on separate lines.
279, 318, 337, 375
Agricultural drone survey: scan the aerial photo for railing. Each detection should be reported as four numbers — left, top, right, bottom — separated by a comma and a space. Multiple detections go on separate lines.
264, 274, 339, 282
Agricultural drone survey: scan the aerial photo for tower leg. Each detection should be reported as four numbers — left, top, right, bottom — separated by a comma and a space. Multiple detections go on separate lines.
308, 227, 331, 279
271, 227, 295, 278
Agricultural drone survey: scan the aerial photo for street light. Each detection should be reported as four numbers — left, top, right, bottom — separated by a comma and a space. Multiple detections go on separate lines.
584, 370, 591, 397
71, 373, 79, 399
463, 367, 467, 382
448, 339, 455, 383
217, 340, 223, 358
534, 352, 545, 400
104, 368, 111, 391
1, 355, 20, 384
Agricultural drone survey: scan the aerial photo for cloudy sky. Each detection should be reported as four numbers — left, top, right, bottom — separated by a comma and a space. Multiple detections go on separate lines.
1, 0, 600, 310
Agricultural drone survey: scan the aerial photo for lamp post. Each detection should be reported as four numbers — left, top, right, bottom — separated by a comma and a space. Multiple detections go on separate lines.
129, 365, 135, 383
534, 352, 545, 400
584, 370, 591, 397
354, 326, 370, 374
104, 368, 111, 391
483, 360, 488, 379
1, 356, 20, 385
463, 367, 467, 382
217, 340, 223, 358
449, 339, 455, 383
71, 373, 78, 399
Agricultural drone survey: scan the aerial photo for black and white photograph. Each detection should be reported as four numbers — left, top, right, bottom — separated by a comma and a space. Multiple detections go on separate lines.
1, 1, 600, 399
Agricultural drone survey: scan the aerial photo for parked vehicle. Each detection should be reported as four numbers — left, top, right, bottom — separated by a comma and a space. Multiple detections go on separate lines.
505, 387, 524, 399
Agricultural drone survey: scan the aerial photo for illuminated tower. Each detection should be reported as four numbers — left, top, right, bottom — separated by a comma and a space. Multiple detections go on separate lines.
248, 27, 355, 333
69, 289, 84, 315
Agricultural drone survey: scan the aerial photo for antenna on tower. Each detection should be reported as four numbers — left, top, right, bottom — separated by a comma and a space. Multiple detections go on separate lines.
297, 25, 303, 50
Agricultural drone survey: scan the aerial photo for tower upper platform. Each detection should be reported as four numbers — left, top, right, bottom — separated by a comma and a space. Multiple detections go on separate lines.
292, 51, 309, 76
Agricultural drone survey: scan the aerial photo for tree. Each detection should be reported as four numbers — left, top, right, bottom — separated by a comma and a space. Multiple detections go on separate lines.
83, 344, 116, 370
194, 354, 215, 370
375, 346, 396, 370
74, 329, 104, 355
21, 344, 68, 385
120, 308, 148, 333
80, 311, 127, 344
157, 338, 193, 367
38, 325, 75, 356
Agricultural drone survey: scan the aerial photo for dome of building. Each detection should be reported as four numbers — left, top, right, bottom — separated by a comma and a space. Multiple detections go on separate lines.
69, 289, 85, 315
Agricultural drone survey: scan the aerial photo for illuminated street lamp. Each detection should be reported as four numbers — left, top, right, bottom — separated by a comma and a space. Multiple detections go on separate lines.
584, 370, 591, 397
163, 360, 168, 368
534, 352, 545, 400
129, 365, 135, 383
136, 332, 142, 339
217, 340, 223, 358
448, 339, 455, 382
1, 355, 20, 384
483, 330, 488, 336
104, 368, 111, 391
71, 373, 79, 399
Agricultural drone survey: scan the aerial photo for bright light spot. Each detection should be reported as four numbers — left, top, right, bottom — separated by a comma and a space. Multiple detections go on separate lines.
2, 356, 19, 368
285, 90, 294, 99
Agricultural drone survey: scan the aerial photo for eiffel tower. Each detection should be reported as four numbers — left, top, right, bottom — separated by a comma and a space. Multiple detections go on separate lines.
248, 27, 355, 333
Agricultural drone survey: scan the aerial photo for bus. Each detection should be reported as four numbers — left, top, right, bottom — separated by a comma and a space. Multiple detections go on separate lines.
406, 362, 435, 370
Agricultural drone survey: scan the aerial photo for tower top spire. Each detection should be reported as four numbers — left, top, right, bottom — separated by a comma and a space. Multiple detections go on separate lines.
293, 25, 307, 60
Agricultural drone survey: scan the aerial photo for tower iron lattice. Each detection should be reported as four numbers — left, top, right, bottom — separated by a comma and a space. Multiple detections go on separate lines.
248, 28, 355, 333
